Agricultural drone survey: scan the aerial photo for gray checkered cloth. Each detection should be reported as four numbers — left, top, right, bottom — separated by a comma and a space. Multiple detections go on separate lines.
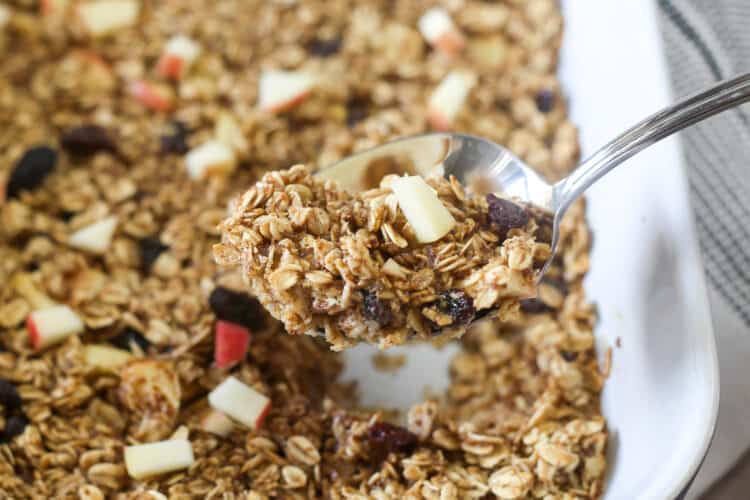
658, 0, 750, 326
658, 1, 750, 497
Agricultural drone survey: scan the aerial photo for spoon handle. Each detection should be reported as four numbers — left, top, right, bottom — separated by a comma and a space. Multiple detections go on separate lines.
554, 72, 750, 213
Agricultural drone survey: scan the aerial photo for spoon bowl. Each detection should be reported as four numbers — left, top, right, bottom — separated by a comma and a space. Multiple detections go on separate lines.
318, 72, 750, 288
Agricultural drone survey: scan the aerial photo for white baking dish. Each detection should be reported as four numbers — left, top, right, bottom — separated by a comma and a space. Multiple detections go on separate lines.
342, 1, 720, 499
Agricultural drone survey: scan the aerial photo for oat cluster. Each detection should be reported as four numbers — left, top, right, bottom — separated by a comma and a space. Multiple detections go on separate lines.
216, 166, 548, 350
0, 0, 604, 499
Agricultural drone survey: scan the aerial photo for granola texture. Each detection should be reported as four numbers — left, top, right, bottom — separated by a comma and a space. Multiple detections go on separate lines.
0, 0, 605, 499
215, 166, 547, 349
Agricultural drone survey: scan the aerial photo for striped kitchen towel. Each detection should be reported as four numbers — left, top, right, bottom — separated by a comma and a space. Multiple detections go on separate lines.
657, 0, 750, 497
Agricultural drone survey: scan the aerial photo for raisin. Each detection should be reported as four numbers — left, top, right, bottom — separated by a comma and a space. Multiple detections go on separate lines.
209, 286, 266, 330
160, 121, 190, 155
361, 290, 394, 327
307, 37, 342, 57
435, 289, 475, 326
139, 236, 168, 272
0, 415, 28, 443
110, 328, 151, 353
6, 146, 57, 199
535, 89, 556, 113
560, 350, 578, 362
61, 125, 116, 155
0, 379, 21, 412
367, 422, 417, 462
520, 298, 549, 314
486, 194, 529, 238
346, 97, 369, 128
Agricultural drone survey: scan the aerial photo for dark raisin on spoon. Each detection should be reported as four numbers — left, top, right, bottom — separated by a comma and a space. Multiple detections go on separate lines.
361, 290, 394, 327
60, 124, 116, 155
435, 289, 475, 326
486, 193, 529, 238
5, 145, 57, 199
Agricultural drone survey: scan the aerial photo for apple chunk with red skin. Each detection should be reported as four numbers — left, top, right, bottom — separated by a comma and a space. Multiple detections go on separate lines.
157, 35, 201, 80
129, 80, 174, 112
214, 320, 251, 369
418, 7, 465, 57
208, 376, 270, 430
257, 70, 315, 114
427, 71, 476, 131
27, 305, 85, 350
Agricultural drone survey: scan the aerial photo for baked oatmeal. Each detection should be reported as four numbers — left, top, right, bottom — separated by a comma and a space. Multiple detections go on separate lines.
215, 166, 548, 349
0, 0, 605, 498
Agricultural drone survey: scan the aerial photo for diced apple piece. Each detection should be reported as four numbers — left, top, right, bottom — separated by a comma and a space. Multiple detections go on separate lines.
27, 305, 85, 350
84, 344, 133, 370
214, 112, 249, 156
214, 320, 250, 369
391, 176, 456, 243
124, 439, 194, 480
157, 35, 201, 80
41, 0, 69, 16
199, 409, 234, 437
257, 70, 314, 114
77, 0, 140, 37
185, 140, 236, 180
427, 71, 476, 131
68, 215, 118, 254
208, 376, 271, 430
129, 80, 174, 112
418, 7, 465, 57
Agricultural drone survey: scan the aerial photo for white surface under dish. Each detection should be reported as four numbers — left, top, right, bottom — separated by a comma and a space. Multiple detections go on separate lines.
342, 2, 720, 499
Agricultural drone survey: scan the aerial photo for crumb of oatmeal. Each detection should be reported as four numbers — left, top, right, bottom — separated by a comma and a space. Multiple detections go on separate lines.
371, 352, 408, 373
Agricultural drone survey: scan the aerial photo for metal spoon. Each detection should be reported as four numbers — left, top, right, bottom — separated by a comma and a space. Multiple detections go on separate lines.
318, 72, 750, 280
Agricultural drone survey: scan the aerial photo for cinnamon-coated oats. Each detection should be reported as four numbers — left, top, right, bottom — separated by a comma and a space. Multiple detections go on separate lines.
0, 0, 605, 498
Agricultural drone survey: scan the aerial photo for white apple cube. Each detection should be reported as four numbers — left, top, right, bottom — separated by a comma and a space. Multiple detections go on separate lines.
185, 140, 236, 180
258, 70, 314, 114
27, 305, 85, 350
68, 216, 118, 254
199, 409, 234, 437
208, 376, 271, 430
77, 0, 140, 37
124, 439, 194, 480
84, 344, 133, 370
391, 176, 456, 243
418, 7, 465, 56
157, 35, 201, 80
427, 71, 476, 131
